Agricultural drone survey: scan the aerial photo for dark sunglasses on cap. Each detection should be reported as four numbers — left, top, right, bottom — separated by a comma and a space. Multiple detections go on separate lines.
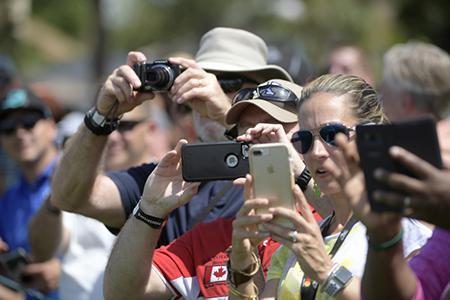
116, 120, 145, 133
0, 112, 44, 136
291, 123, 355, 154
232, 83, 299, 111
217, 75, 259, 94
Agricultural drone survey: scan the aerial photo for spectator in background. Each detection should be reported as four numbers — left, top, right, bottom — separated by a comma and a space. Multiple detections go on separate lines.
0, 89, 60, 299
328, 45, 375, 86
27, 111, 115, 300
104, 100, 171, 171
28, 101, 171, 300
0, 55, 21, 195
381, 41, 450, 167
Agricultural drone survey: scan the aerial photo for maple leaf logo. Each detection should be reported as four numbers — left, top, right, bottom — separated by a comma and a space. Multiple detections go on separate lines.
213, 267, 226, 278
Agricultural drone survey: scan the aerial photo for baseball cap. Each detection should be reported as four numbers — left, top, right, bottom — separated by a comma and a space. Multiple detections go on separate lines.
225, 79, 302, 125
195, 27, 293, 82
0, 88, 52, 118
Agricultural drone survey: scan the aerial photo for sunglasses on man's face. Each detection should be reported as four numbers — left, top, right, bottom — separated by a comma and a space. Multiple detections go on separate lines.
232, 84, 299, 111
291, 123, 355, 154
217, 75, 259, 94
0, 113, 43, 136
116, 120, 146, 133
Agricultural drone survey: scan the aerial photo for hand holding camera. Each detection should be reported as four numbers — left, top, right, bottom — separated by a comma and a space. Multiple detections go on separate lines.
169, 56, 234, 126
95, 51, 155, 118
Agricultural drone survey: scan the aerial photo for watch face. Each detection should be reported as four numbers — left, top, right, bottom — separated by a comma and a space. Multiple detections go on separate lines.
334, 266, 353, 283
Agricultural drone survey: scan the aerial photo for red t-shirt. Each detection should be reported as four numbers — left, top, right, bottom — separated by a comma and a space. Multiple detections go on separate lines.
153, 217, 280, 299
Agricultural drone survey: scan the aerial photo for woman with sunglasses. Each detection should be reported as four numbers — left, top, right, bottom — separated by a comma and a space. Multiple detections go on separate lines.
228, 74, 432, 300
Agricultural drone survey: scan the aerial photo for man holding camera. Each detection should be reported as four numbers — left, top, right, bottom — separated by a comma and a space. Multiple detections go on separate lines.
51, 27, 292, 244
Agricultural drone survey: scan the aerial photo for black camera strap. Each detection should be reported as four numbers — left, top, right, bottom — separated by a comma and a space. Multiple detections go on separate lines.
300, 213, 358, 300
188, 181, 234, 231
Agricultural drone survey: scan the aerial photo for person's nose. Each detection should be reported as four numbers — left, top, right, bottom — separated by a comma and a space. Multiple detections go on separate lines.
309, 136, 329, 159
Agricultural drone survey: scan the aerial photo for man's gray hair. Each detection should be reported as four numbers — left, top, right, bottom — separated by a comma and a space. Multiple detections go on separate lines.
383, 41, 450, 119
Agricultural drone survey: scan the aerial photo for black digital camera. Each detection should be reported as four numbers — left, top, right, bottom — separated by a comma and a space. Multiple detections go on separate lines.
133, 59, 182, 92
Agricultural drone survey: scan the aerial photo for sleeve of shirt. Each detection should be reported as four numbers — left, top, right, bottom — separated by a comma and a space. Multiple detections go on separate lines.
401, 218, 432, 257
266, 245, 289, 281
106, 163, 157, 234
409, 228, 450, 300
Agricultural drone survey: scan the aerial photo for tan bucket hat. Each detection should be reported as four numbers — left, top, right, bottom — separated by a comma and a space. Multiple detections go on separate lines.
225, 79, 302, 125
195, 27, 293, 82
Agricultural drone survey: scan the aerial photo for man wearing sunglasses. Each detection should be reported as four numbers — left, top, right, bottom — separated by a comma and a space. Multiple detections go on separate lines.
51, 27, 292, 245
104, 100, 171, 172
0, 89, 61, 299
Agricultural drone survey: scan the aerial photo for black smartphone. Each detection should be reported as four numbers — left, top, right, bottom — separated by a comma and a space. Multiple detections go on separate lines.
356, 117, 443, 212
181, 141, 250, 182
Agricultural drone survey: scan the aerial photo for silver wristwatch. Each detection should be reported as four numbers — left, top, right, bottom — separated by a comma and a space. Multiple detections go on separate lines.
321, 264, 354, 296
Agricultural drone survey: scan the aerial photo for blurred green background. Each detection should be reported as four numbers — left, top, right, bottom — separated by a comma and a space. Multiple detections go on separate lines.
0, 0, 448, 111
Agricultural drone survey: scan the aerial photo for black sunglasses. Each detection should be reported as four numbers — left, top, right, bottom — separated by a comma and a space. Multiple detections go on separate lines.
232, 83, 299, 111
0, 113, 43, 136
117, 120, 145, 133
291, 123, 354, 154
217, 75, 259, 94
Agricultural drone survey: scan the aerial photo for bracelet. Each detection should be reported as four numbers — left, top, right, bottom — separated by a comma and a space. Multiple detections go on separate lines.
368, 228, 404, 251
132, 202, 165, 229
84, 107, 120, 135
227, 251, 261, 288
295, 166, 312, 192
228, 282, 258, 300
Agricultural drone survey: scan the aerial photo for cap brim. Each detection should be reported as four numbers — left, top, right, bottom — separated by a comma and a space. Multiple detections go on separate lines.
197, 62, 293, 82
225, 100, 298, 125
0, 107, 47, 118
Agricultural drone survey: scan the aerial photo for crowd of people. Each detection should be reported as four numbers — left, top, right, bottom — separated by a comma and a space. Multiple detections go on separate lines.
0, 26, 449, 300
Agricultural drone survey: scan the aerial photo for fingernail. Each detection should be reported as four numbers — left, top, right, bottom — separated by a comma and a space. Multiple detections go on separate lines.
389, 146, 400, 156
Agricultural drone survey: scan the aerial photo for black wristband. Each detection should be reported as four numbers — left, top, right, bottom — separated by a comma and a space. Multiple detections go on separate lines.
295, 166, 312, 192
133, 205, 165, 229
84, 108, 120, 136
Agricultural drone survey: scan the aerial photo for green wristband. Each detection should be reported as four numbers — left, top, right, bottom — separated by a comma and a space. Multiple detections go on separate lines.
367, 228, 404, 251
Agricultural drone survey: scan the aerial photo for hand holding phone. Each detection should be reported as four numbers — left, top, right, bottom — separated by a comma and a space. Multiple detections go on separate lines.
249, 143, 295, 229
356, 117, 443, 212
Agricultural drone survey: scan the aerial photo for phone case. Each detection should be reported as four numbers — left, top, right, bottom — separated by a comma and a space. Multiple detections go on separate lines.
249, 143, 295, 229
356, 117, 443, 212
181, 141, 250, 182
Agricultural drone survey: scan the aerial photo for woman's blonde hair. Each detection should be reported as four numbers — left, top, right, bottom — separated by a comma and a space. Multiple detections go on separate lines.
299, 74, 388, 124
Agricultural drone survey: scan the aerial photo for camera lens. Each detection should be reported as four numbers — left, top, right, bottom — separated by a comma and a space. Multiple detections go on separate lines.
225, 154, 239, 168
146, 64, 174, 90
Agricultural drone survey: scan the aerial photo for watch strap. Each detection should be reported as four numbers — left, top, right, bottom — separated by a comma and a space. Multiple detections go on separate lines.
295, 166, 311, 192
84, 107, 120, 135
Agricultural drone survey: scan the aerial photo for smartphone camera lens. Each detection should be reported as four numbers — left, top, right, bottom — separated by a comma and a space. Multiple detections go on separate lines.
225, 154, 239, 168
